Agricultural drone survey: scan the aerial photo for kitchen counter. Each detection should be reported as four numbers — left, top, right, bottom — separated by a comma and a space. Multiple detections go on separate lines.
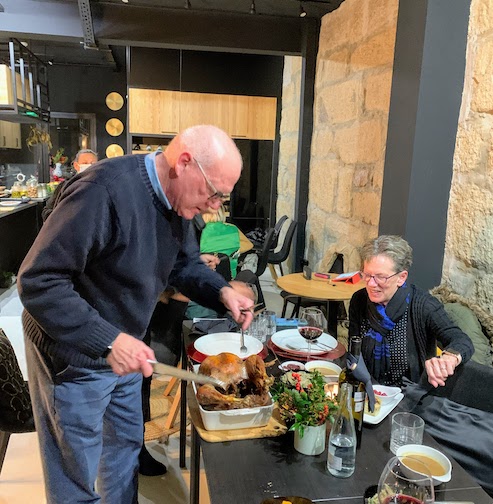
0, 199, 46, 273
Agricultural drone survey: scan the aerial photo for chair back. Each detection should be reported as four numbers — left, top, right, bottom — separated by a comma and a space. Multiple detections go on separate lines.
254, 227, 277, 277
268, 220, 298, 264
271, 215, 288, 250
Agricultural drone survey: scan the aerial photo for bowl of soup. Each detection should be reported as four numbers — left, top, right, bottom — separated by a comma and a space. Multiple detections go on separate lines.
396, 444, 452, 484
304, 360, 342, 382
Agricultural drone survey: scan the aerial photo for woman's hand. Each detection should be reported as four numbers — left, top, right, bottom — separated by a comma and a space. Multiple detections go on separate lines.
424, 354, 459, 388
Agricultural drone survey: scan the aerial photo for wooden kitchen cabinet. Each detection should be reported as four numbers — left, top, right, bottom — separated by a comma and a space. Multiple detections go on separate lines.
128, 89, 276, 140
0, 120, 21, 149
247, 96, 277, 140
128, 88, 180, 135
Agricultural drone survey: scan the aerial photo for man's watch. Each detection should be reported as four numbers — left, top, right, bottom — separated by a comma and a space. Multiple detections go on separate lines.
102, 345, 112, 358
442, 349, 462, 365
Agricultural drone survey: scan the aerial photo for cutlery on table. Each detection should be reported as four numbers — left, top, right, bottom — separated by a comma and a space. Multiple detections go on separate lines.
147, 359, 227, 390
286, 341, 335, 352
239, 328, 248, 354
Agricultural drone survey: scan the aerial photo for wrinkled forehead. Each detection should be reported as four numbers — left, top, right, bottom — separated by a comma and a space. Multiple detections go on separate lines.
77, 153, 98, 164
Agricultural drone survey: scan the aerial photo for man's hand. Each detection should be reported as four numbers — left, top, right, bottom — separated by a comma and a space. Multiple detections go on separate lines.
424, 354, 458, 388
229, 280, 256, 301
200, 253, 221, 271
219, 286, 254, 330
106, 332, 156, 377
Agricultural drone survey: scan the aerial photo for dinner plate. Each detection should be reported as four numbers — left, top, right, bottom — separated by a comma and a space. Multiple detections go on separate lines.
194, 332, 263, 359
267, 339, 346, 362
363, 392, 404, 425
0, 201, 22, 207
187, 342, 268, 363
271, 328, 337, 355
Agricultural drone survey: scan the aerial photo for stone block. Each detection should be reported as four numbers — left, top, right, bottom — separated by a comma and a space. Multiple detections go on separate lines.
365, 0, 399, 35
318, 48, 350, 84
364, 69, 393, 112
311, 130, 334, 157
454, 122, 490, 173
309, 158, 338, 213
317, 79, 362, 124
320, 0, 364, 49
281, 105, 300, 132
353, 166, 370, 187
352, 190, 381, 226
279, 135, 299, 160
471, 38, 493, 113
350, 28, 397, 70
335, 119, 384, 164
336, 167, 355, 219
470, 0, 493, 36
282, 81, 298, 107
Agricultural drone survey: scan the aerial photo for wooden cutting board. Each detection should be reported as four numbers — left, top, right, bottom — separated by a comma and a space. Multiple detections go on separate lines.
187, 384, 288, 443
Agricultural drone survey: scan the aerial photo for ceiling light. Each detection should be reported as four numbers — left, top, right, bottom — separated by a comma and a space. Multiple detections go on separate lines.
184, 0, 191, 8
249, 0, 256, 15
121, 0, 129, 3
48, 60, 53, 66
299, 2, 307, 17
21, 41, 29, 47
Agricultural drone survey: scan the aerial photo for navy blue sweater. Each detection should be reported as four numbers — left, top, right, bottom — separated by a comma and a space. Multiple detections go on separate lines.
18, 155, 228, 368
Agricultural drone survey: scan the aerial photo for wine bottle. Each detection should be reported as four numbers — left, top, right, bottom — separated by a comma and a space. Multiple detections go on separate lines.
327, 382, 356, 478
339, 336, 366, 449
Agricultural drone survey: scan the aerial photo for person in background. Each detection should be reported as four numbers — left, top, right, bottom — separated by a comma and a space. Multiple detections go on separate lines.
41, 149, 98, 222
18, 125, 253, 503
349, 235, 474, 388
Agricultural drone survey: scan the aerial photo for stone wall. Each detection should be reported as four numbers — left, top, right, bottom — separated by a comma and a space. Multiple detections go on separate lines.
442, 0, 493, 315
304, 0, 399, 273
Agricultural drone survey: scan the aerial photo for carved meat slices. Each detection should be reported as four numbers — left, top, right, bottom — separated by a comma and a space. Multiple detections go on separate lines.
196, 352, 273, 411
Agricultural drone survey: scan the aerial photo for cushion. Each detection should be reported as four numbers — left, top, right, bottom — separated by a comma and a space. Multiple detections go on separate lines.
443, 302, 492, 367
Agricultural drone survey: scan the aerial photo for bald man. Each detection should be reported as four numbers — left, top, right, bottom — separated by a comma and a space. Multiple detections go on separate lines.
18, 125, 253, 503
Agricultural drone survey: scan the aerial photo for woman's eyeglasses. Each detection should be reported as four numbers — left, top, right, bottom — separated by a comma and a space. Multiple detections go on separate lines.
359, 271, 400, 286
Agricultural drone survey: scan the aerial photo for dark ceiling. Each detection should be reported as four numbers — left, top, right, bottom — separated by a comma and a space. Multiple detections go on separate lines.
2, 0, 345, 68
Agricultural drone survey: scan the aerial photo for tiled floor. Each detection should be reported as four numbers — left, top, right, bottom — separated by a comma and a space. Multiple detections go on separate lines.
0, 271, 283, 503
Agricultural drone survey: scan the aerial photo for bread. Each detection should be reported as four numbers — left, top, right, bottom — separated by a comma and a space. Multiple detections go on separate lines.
364, 396, 381, 416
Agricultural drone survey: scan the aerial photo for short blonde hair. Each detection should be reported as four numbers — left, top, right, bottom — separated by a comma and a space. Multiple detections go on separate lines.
202, 205, 226, 223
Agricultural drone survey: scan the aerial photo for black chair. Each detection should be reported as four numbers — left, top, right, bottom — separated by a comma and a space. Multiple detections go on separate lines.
267, 220, 297, 280
0, 328, 35, 476
253, 227, 277, 277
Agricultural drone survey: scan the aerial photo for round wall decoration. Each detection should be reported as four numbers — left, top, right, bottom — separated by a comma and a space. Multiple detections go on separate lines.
106, 92, 124, 111
106, 144, 124, 158
105, 118, 124, 137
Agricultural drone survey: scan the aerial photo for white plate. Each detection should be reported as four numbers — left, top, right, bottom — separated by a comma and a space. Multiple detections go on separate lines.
364, 392, 404, 425
0, 201, 22, 207
194, 332, 263, 359
271, 328, 337, 355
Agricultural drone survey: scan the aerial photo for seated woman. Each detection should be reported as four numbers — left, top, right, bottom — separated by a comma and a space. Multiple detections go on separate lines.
349, 235, 474, 388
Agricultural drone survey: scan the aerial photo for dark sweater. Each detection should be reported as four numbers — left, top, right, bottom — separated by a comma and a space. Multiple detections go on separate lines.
18, 155, 228, 368
349, 286, 474, 382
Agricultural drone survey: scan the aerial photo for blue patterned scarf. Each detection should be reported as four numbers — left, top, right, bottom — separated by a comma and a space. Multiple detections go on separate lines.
364, 284, 411, 381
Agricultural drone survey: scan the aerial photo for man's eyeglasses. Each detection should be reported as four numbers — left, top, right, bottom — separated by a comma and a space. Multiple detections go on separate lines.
194, 157, 230, 202
359, 271, 400, 286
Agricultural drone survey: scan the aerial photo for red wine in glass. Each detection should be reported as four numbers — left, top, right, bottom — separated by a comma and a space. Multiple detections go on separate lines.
298, 326, 323, 341
297, 307, 324, 360
383, 496, 424, 504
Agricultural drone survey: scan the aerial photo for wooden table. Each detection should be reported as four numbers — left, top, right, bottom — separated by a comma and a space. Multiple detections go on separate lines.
276, 273, 365, 337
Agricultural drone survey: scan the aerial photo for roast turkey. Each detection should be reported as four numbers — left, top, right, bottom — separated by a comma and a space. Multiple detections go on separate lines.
196, 352, 273, 411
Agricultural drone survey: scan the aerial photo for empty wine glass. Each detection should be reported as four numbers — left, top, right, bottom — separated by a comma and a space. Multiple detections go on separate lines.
377, 455, 434, 504
297, 307, 324, 361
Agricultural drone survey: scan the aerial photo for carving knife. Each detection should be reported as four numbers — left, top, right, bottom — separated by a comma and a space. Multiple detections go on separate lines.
147, 360, 227, 389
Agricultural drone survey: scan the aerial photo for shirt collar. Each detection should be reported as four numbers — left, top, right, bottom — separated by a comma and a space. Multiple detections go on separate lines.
144, 151, 172, 210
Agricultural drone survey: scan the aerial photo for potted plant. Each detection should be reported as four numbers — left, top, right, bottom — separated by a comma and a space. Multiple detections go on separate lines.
0, 271, 15, 289
270, 370, 338, 455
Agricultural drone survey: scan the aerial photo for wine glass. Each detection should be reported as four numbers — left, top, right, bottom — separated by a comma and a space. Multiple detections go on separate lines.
297, 307, 324, 361
377, 455, 435, 504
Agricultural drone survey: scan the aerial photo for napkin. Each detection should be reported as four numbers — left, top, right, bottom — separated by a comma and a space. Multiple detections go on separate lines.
193, 318, 237, 335
346, 352, 376, 412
